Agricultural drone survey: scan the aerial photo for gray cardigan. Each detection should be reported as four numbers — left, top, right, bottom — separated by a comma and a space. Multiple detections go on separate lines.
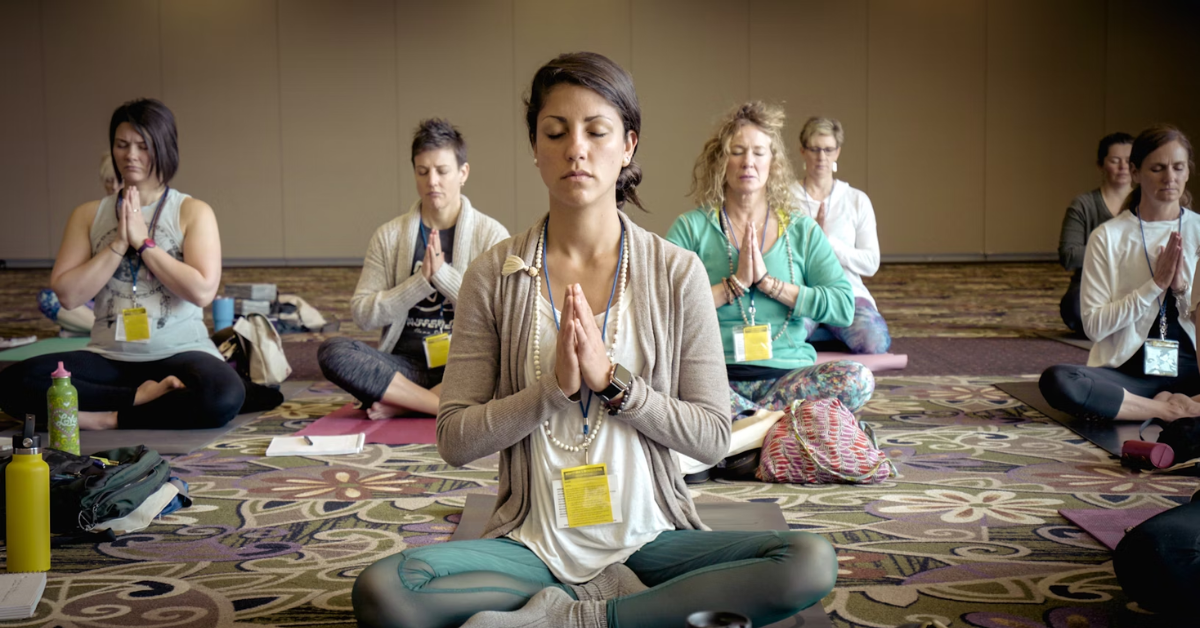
1059, 189, 1117, 273
437, 213, 731, 540
350, 195, 509, 354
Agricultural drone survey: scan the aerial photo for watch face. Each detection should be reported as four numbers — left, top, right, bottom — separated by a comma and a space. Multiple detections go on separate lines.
612, 364, 632, 388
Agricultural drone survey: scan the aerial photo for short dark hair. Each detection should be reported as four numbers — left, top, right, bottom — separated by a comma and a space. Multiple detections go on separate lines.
411, 118, 467, 167
1097, 131, 1134, 166
524, 52, 644, 211
108, 98, 179, 185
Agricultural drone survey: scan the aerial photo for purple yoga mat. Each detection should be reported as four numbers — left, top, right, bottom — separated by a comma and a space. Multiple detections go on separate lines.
816, 351, 907, 372
295, 403, 437, 445
1059, 507, 1168, 550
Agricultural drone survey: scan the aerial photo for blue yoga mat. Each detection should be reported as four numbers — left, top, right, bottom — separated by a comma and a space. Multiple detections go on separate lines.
0, 337, 90, 362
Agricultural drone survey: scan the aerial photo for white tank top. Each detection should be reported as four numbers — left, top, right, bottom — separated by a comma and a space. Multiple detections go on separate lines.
85, 189, 222, 362
510, 289, 671, 583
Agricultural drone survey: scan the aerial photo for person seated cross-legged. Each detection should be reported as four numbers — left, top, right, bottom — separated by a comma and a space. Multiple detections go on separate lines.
0, 99, 243, 430
1040, 125, 1200, 423
351, 52, 837, 628
317, 119, 508, 418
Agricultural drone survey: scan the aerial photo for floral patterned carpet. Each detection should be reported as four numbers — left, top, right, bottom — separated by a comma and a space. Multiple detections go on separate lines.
2, 376, 1188, 628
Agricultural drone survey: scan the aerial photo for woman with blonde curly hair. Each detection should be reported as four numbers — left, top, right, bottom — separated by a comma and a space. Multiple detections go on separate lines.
667, 102, 874, 423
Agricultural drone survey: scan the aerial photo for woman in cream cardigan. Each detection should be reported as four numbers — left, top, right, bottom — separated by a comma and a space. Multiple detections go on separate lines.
352, 52, 836, 628
317, 119, 509, 419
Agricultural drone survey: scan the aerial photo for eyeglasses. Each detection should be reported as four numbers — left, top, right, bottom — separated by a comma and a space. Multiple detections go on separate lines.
805, 147, 838, 156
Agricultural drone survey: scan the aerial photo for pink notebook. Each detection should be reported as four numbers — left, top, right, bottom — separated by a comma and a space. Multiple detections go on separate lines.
295, 403, 437, 445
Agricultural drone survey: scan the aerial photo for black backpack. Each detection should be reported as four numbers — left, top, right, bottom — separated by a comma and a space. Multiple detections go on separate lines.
0, 445, 171, 536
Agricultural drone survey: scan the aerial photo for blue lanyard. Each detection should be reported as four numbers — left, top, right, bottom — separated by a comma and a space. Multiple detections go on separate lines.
1137, 207, 1183, 333
541, 218, 626, 423
722, 208, 769, 325
119, 187, 170, 307
419, 222, 448, 331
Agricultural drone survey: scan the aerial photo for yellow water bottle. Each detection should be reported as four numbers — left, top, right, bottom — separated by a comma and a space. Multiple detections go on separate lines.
6, 414, 50, 572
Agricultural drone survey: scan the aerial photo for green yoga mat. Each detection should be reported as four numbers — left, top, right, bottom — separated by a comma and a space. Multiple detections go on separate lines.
0, 337, 90, 362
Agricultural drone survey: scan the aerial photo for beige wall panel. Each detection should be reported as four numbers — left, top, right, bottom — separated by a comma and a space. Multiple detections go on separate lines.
279, 0, 399, 259
395, 1, 516, 233
513, 0, 632, 234
633, 0, 750, 236
1105, 0, 1200, 161
162, 0, 283, 261
749, 0, 869, 193
985, 0, 1105, 255
867, 0, 985, 255
0, 1, 51, 260
42, 0, 161, 254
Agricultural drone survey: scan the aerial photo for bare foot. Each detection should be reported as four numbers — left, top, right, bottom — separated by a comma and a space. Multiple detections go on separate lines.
134, 376, 185, 406
366, 401, 406, 420
78, 411, 118, 430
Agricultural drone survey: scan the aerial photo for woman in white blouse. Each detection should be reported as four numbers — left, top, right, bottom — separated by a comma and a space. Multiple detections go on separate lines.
790, 117, 890, 354
1040, 125, 1200, 423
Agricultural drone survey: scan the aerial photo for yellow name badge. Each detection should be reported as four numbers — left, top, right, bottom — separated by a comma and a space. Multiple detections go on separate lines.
423, 332, 451, 368
732, 323, 772, 362
116, 307, 152, 343
557, 464, 615, 528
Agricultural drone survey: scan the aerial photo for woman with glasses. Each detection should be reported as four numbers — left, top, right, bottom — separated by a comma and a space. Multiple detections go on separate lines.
667, 103, 874, 422
789, 117, 890, 354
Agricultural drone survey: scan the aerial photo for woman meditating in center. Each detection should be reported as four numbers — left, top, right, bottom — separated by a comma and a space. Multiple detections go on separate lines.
666, 102, 875, 421
352, 52, 836, 628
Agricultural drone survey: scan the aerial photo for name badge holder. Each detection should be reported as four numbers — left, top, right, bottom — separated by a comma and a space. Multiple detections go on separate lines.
116, 188, 170, 344
416, 223, 454, 368
551, 463, 622, 529
1138, 208, 1182, 377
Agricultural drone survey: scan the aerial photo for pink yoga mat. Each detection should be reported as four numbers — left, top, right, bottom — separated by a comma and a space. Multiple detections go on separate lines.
295, 403, 437, 445
816, 352, 908, 372
1059, 507, 1167, 550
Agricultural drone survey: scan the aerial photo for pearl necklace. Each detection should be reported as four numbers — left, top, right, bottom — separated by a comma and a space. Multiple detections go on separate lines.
531, 218, 630, 454
722, 208, 797, 342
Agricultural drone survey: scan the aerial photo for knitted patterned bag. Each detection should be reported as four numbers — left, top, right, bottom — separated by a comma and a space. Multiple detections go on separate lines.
756, 398, 895, 484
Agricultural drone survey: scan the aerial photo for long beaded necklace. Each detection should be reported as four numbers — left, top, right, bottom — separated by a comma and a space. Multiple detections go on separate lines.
530, 217, 630, 457
721, 207, 797, 342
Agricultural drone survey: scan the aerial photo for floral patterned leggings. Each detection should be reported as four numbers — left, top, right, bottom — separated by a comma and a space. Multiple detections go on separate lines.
802, 297, 892, 355
729, 359, 876, 420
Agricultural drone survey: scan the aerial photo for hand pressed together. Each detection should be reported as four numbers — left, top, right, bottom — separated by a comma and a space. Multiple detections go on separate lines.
555, 284, 613, 397
735, 221, 767, 288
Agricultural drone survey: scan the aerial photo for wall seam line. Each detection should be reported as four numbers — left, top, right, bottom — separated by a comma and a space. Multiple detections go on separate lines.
276, 0, 286, 259
40, 0, 53, 257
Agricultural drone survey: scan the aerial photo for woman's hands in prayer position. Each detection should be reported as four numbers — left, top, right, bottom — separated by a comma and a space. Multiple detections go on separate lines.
421, 227, 444, 281
1154, 231, 1185, 291
556, 284, 617, 398
735, 221, 767, 289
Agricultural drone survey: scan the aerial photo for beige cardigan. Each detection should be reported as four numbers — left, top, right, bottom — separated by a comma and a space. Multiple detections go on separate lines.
350, 195, 510, 354
437, 213, 731, 540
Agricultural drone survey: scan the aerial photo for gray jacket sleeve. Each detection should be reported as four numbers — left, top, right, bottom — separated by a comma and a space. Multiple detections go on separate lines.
1058, 195, 1092, 271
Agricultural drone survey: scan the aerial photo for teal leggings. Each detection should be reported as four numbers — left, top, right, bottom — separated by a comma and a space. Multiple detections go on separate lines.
353, 529, 836, 628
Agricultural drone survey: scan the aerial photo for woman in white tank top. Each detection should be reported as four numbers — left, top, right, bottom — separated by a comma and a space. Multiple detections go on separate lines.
0, 99, 244, 431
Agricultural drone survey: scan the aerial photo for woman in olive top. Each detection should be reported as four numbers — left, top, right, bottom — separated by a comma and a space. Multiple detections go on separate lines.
1058, 132, 1133, 333
666, 102, 873, 420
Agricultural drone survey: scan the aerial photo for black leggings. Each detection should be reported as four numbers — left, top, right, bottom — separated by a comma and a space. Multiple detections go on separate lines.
1114, 500, 1200, 616
1039, 353, 1200, 420
0, 350, 244, 429
317, 337, 442, 407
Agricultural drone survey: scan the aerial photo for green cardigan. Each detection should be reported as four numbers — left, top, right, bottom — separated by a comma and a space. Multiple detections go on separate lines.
666, 207, 854, 370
